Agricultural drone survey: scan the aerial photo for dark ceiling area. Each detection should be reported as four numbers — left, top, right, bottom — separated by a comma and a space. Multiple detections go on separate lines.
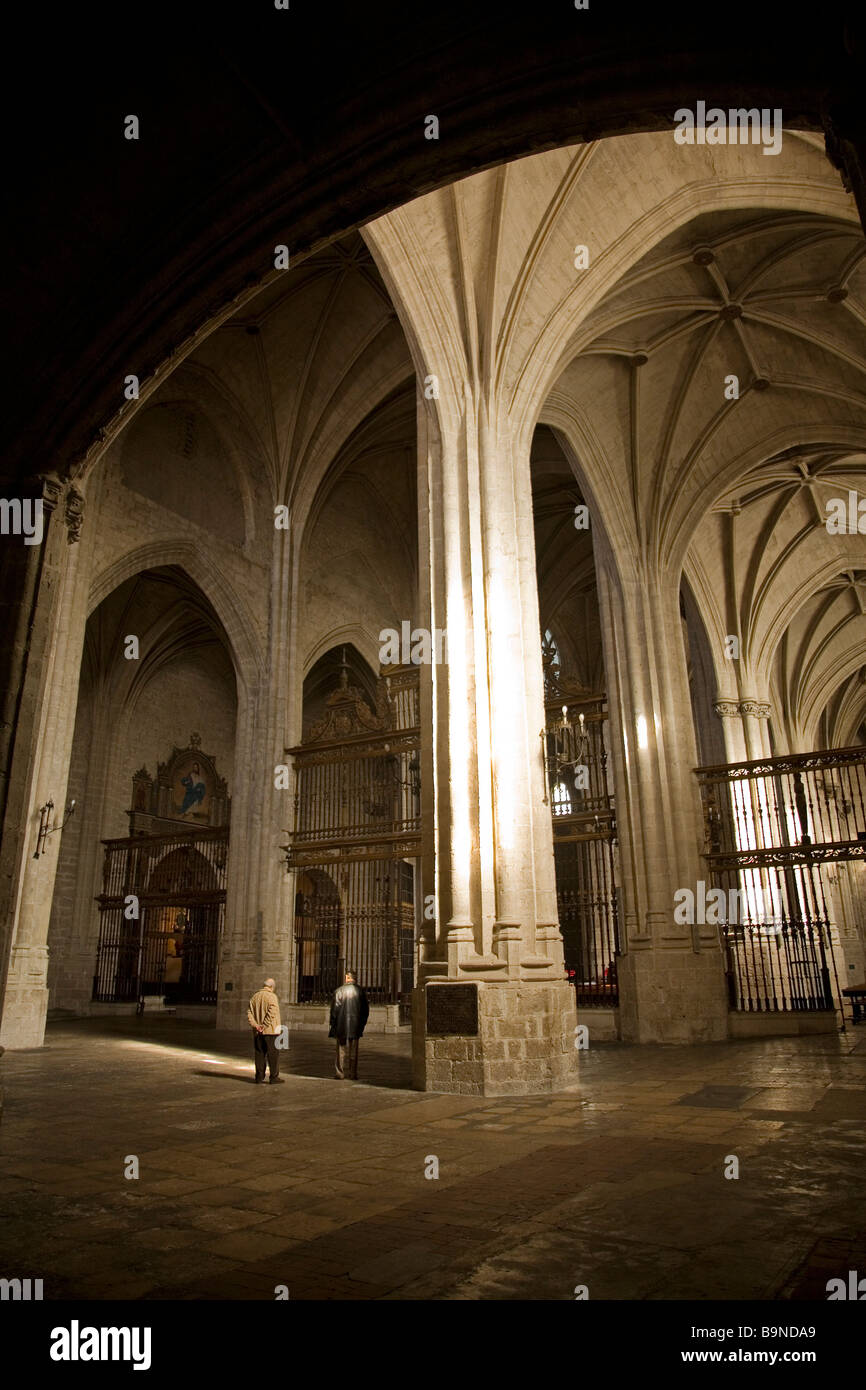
2, 1, 864, 478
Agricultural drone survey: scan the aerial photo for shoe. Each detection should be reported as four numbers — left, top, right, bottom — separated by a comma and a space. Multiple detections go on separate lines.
270, 1077, 285, 1084
255, 1079, 265, 1084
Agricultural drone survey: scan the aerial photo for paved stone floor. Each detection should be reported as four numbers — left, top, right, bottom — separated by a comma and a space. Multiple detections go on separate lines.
0, 1017, 865, 1300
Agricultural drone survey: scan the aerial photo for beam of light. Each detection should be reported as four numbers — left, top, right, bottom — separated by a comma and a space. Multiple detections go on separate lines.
117, 1040, 240, 1061
486, 584, 521, 853
446, 570, 474, 910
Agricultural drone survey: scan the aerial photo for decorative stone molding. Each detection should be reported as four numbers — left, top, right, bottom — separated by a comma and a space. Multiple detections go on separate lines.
740, 700, 771, 719
64, 485, 84, 543
25, 473, 63, 512
713, 699, 771, 719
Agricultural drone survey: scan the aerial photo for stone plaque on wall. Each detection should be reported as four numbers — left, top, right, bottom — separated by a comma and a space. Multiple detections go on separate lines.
426, 983, 478, 1036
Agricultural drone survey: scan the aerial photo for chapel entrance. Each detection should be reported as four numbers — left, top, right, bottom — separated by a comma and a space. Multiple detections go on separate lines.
284, 655, 421, 1021
92, 737, 230, 1007
544, 689, 621, 1007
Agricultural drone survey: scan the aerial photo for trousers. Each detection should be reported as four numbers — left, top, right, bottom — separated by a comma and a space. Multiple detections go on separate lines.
254, 1031, 279, 1081
334, 1037, 359, 1080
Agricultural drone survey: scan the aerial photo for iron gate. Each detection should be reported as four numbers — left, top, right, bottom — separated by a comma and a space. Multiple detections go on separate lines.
284, 661, 421, 1013
545, 693, 621, 1005
712, 862, 836, 1012
294, 858, 415, 1005
695, 748, 864, 1017
93, 827, 227, 1004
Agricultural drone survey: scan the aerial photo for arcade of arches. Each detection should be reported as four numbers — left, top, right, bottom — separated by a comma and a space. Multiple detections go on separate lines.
2, 130, 866, 1095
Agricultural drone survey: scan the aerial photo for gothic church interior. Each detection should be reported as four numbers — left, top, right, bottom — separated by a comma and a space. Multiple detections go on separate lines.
2, 125, 865, 1099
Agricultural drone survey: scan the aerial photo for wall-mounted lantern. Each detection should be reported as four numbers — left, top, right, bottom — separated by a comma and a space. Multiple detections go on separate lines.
33, 798, 76, 859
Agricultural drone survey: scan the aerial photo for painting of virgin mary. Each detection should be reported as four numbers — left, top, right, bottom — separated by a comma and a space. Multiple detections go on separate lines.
176, 759, 208, 816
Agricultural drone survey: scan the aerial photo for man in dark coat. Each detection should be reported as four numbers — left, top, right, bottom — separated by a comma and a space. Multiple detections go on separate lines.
329, 969, 370, 1080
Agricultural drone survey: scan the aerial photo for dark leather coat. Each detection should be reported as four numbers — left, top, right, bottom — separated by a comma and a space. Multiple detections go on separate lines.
329, 982, 370, 1040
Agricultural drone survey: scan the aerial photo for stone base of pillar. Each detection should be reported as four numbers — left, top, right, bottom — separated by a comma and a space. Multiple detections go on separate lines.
617, 944, 729, 1044
215, 957, 290, 1031
0, 985, 49, 1048
412, 978, 579, 1096
48, 949, 99, 1015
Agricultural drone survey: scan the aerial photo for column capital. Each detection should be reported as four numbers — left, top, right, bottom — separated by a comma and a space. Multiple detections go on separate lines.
713, 698, 771, 719
713, 700, 740, 718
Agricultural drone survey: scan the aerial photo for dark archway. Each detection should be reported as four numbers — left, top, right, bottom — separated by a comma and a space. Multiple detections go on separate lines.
3, 3, 864, 479
47, 566, 235, 1015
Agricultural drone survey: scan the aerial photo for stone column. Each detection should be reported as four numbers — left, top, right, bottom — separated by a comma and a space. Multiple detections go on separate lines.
415, 393, 577, 1095
416, 400, 442, 983
215, 521, 293, 1029
713, 698, 773, 765
0, 480, 91, 1047
0, 477, 59, 1022
596, 548, 728, 1044
46, 689, 110, 1014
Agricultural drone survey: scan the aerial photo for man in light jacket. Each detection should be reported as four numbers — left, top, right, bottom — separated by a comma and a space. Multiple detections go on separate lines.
329, 969, 370, 1080
247, 977, 284, 1084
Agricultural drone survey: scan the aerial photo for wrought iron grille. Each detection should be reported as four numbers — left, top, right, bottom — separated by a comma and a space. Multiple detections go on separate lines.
694, 749, 864, 1018
696, 747, 866, 869
710, 863, 838, 1013
545, 694, 621, 1006
285, 664, 421, 1011
93, 827, 227, 1004
293, 858, 415, 1005
291, 736, 421, 850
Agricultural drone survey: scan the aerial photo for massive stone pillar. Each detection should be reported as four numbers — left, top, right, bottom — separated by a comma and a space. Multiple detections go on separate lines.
596, 547, 728, 1044
413, 394, 578, 1094
0, 479, 91, 1047
46, 687, 111, 1015
215, 525, 293, 1029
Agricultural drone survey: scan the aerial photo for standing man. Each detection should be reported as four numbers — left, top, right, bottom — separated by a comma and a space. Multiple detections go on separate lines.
247, 977, 284, 1084
329, 969, 369, 1080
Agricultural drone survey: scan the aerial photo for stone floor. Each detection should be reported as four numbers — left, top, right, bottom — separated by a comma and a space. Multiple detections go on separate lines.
0, 1016, 865, 1300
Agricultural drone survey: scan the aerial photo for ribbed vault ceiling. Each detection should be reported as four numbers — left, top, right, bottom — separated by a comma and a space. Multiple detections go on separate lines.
552, 206, 866, 747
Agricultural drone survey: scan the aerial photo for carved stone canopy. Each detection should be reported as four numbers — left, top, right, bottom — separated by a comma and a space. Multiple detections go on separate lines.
305, 668, 386, 743
303, 649, 395, 744
129, 735, 229, 834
